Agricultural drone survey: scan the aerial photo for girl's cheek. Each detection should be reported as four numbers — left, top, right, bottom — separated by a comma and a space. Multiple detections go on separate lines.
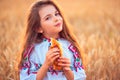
60, 17, 63, 20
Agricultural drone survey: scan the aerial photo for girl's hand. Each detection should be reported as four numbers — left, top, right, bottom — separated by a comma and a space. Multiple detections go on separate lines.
58, 57, 71, 71
44, 47, 60, 67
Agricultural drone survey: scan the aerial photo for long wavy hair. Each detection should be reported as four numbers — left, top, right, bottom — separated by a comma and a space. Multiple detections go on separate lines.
18, 0, 83, 71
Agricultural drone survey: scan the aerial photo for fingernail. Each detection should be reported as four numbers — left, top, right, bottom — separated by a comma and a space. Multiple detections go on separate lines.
58, 59, 60, 61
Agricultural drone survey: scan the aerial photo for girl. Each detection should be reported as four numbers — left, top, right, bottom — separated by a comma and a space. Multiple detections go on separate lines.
18, 0, 86, 80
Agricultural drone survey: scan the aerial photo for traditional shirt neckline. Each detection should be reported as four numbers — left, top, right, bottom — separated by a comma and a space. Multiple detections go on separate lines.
41, 35, 61, 42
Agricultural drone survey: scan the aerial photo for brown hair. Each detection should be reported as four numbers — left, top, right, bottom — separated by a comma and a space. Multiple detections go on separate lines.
18, 0, 83, 71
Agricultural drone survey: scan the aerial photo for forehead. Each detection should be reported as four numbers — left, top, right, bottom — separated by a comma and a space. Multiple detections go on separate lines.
38, 5, 57, 18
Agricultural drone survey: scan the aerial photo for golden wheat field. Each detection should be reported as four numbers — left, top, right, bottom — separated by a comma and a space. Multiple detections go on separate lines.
0, 0, 120, 80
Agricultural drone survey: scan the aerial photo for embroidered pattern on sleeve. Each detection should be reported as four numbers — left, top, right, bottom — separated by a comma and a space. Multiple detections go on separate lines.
21, 44, 34, 75
29, 61, 42, 74
68, 44, 84, 72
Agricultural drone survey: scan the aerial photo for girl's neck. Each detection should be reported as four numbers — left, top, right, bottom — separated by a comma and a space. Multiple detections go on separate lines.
42, 34, 60, 39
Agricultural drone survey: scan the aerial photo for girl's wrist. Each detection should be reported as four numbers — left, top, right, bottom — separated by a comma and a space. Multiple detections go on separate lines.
42, 62, 50, 69
62, 67, 71, 72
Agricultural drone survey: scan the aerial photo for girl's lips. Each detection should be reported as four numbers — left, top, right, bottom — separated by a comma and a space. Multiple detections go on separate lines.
55, 22, 61, 27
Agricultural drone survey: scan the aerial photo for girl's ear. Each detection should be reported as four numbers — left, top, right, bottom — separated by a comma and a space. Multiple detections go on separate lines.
36, 27, 43, 33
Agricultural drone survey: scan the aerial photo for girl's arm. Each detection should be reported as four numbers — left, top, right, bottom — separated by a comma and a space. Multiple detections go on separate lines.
36, 47, 60, 80
36, 63, 49, 80
63, 69, 74, 80
58, 57, 74, 80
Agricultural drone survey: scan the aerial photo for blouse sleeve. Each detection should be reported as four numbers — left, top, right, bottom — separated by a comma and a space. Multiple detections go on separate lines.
68, 44, 86, 80
20, 45, 41, 80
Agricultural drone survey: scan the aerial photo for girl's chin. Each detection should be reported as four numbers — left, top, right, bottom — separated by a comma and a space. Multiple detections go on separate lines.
54, 29, 63, 35
58, 28, 63, 33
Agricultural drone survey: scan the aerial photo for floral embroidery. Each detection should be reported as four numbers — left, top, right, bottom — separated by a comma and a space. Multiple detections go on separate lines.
68, 44, 83, 72
31, 62, 42, 74
22, 44, 34, 75
34, 62, 42, 70
49, 66, 58, 75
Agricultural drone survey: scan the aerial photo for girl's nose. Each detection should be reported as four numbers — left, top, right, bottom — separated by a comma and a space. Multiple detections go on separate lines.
53, 16, 59, 22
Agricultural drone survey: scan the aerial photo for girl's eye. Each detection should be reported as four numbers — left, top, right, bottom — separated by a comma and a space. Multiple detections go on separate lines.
55, 12, 60, 16
45, 16, 51, 20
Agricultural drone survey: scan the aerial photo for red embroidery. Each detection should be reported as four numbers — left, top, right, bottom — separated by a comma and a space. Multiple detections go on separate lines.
23, 45, 34, 58
68, 44, 83, 72
22, 44, 34, 75
32, 72, 37, 74
49, 66, 58, 75
68, 44, 77, 53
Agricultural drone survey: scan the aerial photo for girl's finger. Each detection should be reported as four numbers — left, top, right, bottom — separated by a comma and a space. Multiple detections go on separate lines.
51, 54, 60, 62
58, 63, 70, 67
63, 67, 71, 71
59, 57, 69, 60
58, 59, 70, 64
47, 52, 60, 59
49, 47, 60, 53
58, 57, 70, 64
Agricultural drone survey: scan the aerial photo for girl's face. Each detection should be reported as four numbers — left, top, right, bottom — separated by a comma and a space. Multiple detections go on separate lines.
38, 5, 63, 38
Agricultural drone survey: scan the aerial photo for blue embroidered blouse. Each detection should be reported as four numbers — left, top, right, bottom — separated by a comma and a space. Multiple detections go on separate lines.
20, 38, 86, 80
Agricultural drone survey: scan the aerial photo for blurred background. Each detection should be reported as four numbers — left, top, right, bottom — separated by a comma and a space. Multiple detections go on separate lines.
0, 0, 120, 80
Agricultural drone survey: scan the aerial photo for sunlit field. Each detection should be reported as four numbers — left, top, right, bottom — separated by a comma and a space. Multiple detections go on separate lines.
0, 0, 120, 80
